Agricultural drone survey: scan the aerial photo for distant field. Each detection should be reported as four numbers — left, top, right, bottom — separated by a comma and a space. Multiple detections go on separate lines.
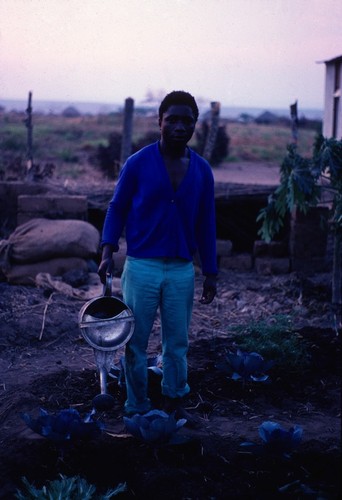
0, 110, 320, 182
225, 121, 319, 162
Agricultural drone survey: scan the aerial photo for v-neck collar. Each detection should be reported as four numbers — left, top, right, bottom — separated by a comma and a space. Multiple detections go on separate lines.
157, 142, 192, 194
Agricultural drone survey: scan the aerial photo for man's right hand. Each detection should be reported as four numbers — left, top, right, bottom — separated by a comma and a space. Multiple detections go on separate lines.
98, 258, 114, 284
98, 245, 115, 284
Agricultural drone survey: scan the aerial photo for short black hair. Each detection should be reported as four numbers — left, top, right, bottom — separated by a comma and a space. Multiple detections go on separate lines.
158, 90, 199, 122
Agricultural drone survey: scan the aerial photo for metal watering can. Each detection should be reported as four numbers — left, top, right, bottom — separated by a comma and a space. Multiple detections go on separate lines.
78, 270, 134, 410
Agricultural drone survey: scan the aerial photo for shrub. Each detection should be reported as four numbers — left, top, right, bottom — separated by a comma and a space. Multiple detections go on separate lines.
133, 131, 160, 152
96, 132, 122, 178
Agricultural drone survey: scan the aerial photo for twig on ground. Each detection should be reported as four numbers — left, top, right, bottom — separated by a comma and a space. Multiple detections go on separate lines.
38, 293, 55, 341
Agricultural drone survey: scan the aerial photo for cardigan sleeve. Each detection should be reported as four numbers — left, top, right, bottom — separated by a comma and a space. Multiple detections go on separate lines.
101, 159, 137, 250
195, 163, 218, 276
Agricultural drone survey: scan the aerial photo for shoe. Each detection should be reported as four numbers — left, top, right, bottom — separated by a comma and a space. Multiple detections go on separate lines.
163, 397, 202, 429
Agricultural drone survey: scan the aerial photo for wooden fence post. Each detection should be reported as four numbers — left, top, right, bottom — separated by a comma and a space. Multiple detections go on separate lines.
25, 91, 34, 178
120, 97, 134, 166
290, 100, 298, 145
203, 101, 220, 161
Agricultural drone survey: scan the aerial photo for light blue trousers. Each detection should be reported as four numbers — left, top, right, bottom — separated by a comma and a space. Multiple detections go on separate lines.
121, 257, 195, 414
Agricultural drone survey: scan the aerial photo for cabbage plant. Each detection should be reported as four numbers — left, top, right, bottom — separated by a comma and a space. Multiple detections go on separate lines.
20, 408, 103, 442
124, 409, 186, 445
15, 474, 126, 500
241, 420, 303, 458
217, 349, 274, 382
109, 354, 163, 388
147, 354, 163, 376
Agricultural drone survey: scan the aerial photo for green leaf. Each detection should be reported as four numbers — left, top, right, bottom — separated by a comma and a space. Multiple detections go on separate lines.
15, 475, 127, 499
256, 136, 342, 241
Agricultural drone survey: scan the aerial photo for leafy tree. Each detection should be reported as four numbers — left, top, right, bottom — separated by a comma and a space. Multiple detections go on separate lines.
257, 135, 342, 333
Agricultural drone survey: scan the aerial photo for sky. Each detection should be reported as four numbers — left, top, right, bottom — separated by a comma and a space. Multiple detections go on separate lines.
1, 0, 341, 110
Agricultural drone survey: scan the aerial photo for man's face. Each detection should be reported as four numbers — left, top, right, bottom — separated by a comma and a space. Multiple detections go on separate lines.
159, 105, 196, 148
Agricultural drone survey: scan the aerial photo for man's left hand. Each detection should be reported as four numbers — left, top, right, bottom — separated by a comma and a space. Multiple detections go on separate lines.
199, 275, 217, 304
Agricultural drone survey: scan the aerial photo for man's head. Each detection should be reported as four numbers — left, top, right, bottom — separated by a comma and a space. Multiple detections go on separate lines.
158, 91, 199, 123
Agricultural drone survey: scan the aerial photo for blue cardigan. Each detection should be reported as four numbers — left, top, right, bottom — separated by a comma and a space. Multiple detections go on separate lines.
101, 142, 217, 276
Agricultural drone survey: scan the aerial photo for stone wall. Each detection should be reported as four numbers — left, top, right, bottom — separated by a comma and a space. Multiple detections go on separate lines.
216, 206, 331, 275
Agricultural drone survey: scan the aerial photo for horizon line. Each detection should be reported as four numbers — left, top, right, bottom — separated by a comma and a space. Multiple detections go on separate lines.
0, 96, 324, 111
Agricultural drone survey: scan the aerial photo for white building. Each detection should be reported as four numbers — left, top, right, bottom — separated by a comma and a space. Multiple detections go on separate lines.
320, 55, 342, 139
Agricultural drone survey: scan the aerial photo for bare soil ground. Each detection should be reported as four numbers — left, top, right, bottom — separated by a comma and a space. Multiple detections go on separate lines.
0, 267, 340, 499
212, 160, 281, 186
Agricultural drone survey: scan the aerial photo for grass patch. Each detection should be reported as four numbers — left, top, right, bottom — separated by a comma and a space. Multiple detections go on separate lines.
230, 315, 310, 373
1, 127, 26, 152
226, 122, 317, 163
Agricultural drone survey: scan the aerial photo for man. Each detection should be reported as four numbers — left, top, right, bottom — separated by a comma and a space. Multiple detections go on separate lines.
98, 90, 217, 423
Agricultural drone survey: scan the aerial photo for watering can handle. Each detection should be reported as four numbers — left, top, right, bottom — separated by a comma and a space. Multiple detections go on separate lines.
103, 260, 114, 297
